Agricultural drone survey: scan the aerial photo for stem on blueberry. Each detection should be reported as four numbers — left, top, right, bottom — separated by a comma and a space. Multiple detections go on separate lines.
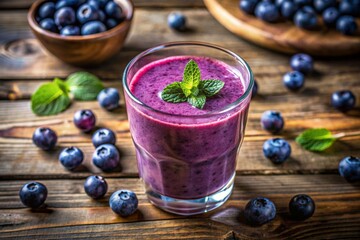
333, 130, 360, 139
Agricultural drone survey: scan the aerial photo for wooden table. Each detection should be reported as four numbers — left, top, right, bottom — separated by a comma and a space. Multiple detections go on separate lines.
0, 1, 360, 239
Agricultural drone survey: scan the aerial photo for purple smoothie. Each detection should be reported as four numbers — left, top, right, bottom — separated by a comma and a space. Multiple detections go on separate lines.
126, 56, 251, 199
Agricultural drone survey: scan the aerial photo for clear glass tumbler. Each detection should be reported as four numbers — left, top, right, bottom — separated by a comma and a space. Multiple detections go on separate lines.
123, 42, 254, 215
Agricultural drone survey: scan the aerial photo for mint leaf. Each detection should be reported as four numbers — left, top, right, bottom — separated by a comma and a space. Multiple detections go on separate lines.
66, 72, 104, 101
161, 82, 187, 103
295, 128, 336, 152
31, 82, 71, 116
161, 59, 225, 109
181, 60, 201, 96
54, 78, 70, 94
199, 79, 225, 97
187, 94, 206, 109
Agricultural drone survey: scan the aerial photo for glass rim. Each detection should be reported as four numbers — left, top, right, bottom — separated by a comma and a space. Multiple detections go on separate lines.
122, 41, 254, 118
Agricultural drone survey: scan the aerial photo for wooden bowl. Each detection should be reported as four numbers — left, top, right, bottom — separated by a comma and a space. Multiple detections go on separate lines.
204, 0, 360, 56
28, 0, 134, 66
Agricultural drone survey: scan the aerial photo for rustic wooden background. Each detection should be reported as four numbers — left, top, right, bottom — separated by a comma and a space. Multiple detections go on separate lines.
0, 0, 359, 239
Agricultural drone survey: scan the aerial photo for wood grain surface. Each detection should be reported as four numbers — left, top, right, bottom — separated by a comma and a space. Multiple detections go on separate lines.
204, 0, 360, 56
0, 0, 360, 239
1, 175, 360, 239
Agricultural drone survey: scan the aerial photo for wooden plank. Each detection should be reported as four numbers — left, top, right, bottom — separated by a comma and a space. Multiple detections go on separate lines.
1, 10, 358, 81
0, 100, 359, 178
0, 9, 241, 80
0, 175, 359, 239
0, 77, 359, 178
0, 0, 204, 9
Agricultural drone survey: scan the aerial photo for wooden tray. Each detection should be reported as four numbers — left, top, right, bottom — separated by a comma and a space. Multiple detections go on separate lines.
203, 0, 360, 56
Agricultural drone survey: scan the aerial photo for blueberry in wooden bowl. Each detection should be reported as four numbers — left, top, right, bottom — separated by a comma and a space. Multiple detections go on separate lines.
28, 0, 134, 66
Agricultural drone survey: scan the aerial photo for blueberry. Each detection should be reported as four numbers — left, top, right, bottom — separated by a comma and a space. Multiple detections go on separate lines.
97, 88, 120, 110
290, 53, 313, 74
32, 127, 57, 151
336, 15, 358, 36
252, 79, 258, 98
84, 175, 108, 199
354, 0, 360, 16
313, 0, 336, 13
60, 25, 80, 36
255, 1, 279, 23
260, 110, 284, 134
244, 197, 276, 226
283, 71, 305, 91
239, 0, 259, 14
275, 0, 286, 7
293, 0, 312, 6
38, 2, 55, 19
54, 7, 76, 27
73, 109, 96, 132
339, 0, 357, 16
81, 21, 107, 35
339, 156, 360, 182
109, 190, 138, 217
77, 4, 100, 24
98, 10, 106, 22
19, 182, 47, 208
105, 1, 124, 20
92, 144, 120, 171
59, 147, 84, 170
263, 138, 291, 164
280, 0, 299, 20
39, 18, 58, 33
92, 128, 116, 147
106, 18, 118, 29
322, 7, 340, 27
331, 90, 356, 112
98, 0, 110, 8
55, 0, 80, 9
168, 12, 186, 31
289, 194, 315, 220
293, 6, 318, 30
87, 0, 100, 9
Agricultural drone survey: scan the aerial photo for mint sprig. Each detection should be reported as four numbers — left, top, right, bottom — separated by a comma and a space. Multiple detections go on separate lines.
31, 81, 71, 116
31, 72, 104, 116
295, 128, 360, 152
161, 59, 225, 109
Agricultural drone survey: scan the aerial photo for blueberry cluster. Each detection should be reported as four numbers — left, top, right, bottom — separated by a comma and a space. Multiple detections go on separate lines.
244, 194, 315, 226
239, 0, 359, 35
36, 0, 125, 36
71, 109, 121, 172
283, 53, 313, 92
28, 103, 138, 215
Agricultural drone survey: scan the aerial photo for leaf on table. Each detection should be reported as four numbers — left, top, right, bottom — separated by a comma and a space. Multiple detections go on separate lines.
66, 71, 104, 101
31, 82, 71, 116
295, 128, 336, 152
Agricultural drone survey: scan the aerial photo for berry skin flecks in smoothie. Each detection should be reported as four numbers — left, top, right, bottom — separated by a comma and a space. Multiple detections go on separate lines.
127, 56, 250, 199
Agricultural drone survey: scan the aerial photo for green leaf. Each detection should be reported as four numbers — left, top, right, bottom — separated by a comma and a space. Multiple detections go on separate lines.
187, 94, 206, 109
160, 59, 225, 109
295, 128, 336, 152
54, 78, 70, 94
161, 82, 187, 103
199, 79, 225, 97
66, 72, 104, 101
181, 60, 201, 95
31, 82, 71, 116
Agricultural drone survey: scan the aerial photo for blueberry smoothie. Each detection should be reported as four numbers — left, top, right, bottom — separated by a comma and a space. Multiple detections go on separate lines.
125, 56, 251, 200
